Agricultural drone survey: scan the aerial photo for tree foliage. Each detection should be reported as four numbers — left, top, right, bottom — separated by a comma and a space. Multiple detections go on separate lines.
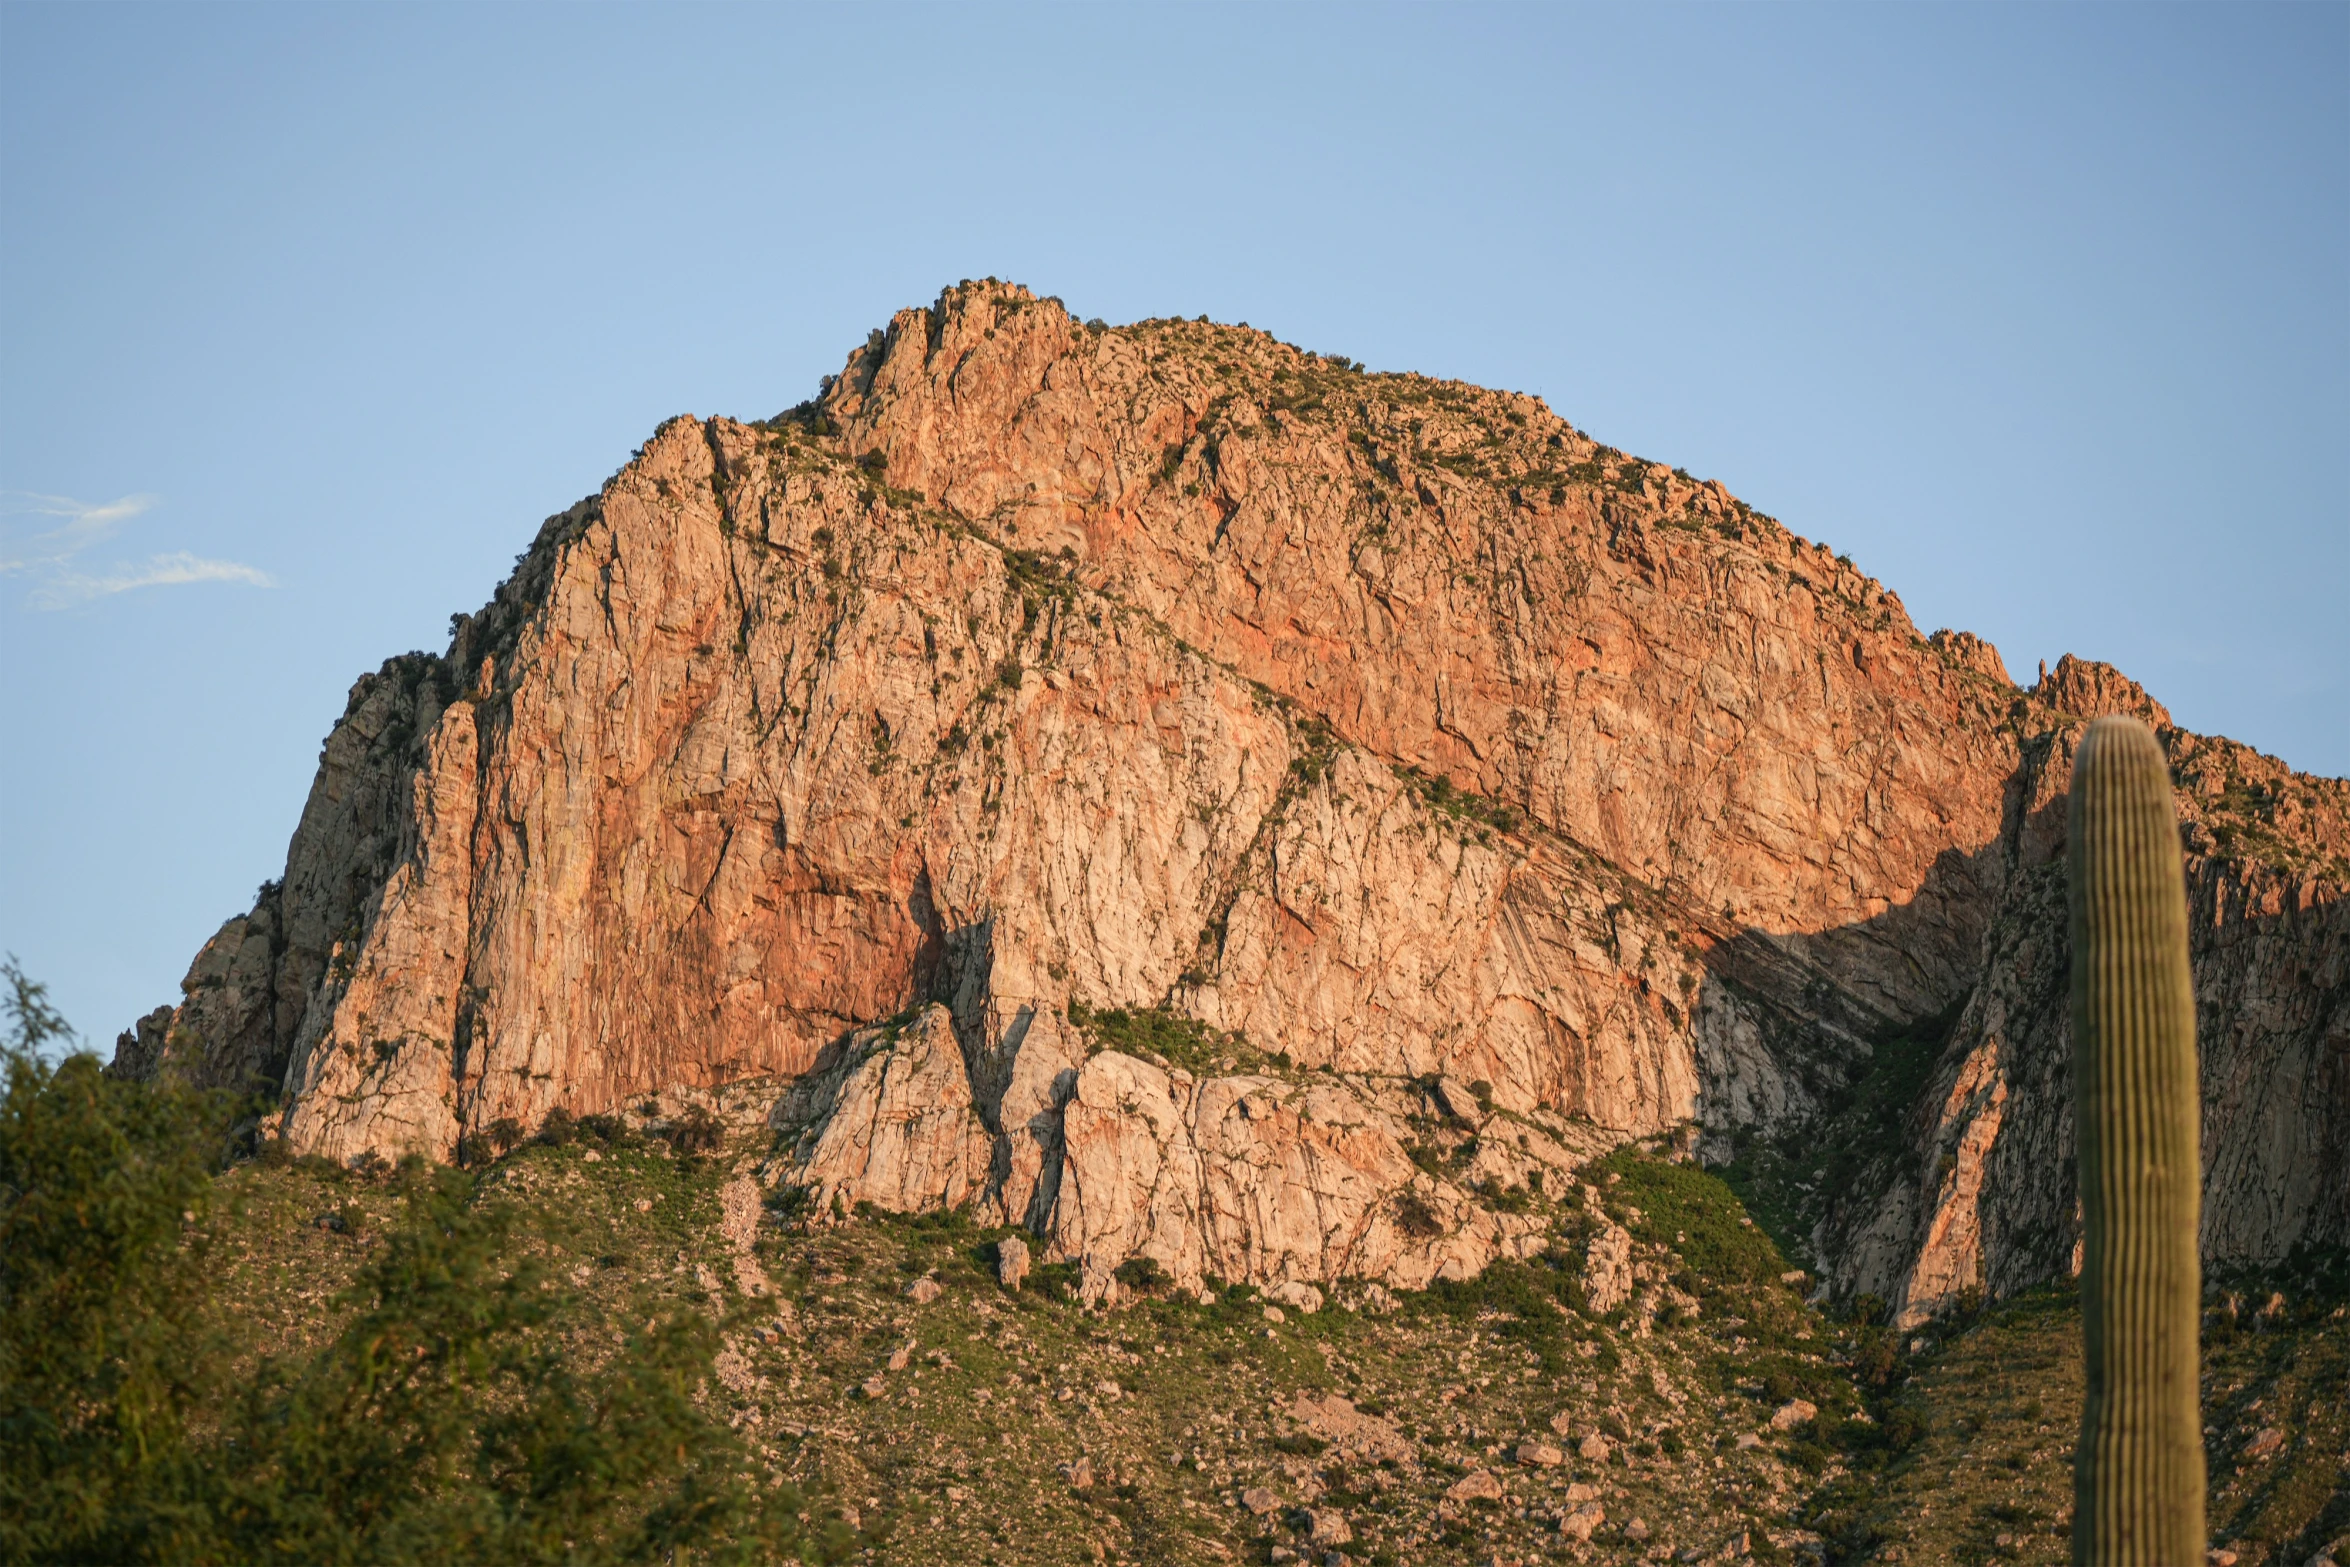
0, 958, 831, 1566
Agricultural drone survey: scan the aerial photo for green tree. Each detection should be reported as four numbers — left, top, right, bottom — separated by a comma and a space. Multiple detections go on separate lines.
0, 958, 837, 1565
0, 957, 229, 1563
211, 1162, 812, 1566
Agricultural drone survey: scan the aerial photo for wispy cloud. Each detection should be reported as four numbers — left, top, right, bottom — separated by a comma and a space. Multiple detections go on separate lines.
1, 492, 272, 609
34, 551, 277, 609
0, 491, 157, 571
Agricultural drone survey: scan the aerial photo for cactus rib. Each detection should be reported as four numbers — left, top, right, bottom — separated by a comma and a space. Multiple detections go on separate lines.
2068, 714, 2204, 1563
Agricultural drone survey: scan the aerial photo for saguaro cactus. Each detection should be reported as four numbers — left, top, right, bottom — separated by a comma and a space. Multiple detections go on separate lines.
2068, 715, 2204, 1563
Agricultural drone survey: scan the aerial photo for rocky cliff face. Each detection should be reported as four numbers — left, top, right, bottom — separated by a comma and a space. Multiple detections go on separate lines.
1827, 668, 2349, 1324
124, 280, 2347, 1312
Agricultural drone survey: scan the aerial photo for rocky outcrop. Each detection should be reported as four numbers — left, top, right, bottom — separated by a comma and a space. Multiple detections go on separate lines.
1582, 1218, 1637, 1314
776, 1005, 993, 1221
123, 282, 2345, 1310
1826, 663, 2350, 1325
1047, 1052, 1553, 1302
829, 291, 2021, 1026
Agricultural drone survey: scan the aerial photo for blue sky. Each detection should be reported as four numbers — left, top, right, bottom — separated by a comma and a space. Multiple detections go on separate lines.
3, 3, 2343, 1048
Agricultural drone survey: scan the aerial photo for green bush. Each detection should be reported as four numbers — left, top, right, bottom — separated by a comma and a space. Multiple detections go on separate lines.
1392, 1190, 1443, 1238
1596, 1147, 1785, 1292
662, 1105, 725, 1157
1065, 999, 1253, 1075
1414, 1257, 1586, 1375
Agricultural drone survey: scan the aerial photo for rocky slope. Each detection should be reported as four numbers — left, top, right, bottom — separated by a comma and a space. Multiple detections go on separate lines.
120, 280, 2349, 1320
190, 1102, 2350, 1567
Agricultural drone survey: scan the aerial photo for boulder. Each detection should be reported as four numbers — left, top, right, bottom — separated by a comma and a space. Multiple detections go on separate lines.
1305, 1510, 1352, 1548
1287, 1393, 1414, 1466
1583, 1223, 1636, 1314
1558, 1503, 1605, 1541
996, 1235, 1031, 1291
1268, 1280, 1324, 1314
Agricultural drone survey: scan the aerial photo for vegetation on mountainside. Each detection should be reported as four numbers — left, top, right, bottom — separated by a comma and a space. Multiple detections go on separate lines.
11, 952, 2343, 1566
1822, 1277, 2348, 1567
1065, 998, 1273, 1075
0, 960, 831, 1567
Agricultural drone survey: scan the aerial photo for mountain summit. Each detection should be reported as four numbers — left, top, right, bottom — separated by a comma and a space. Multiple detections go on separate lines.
118, 280, 2348, 1326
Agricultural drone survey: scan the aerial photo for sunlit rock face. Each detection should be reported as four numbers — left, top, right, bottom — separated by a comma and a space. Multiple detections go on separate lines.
128, 283, 2346, 1303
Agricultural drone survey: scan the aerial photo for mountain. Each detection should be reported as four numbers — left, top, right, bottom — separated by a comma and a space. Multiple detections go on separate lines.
115, 279, 2349, 1328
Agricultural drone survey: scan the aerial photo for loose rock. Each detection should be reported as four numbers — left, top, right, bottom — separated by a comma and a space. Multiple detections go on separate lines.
996, 1236, 1031, 1291
1305, 1509, 1353, 1548
1268, 1279, 1324, 1314
1583, 1223, 1636, 1314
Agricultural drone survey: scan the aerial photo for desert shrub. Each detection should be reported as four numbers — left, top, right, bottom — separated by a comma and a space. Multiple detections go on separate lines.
1829, 1398, 1927, 1472
1415, 1258, 1587, 1375
1029, 1261, 1082, 1304
1065, 1000, 1253, 1075
576, 1112, 630, 1145
200, 1163, 817, 1564
664, 1106, 725, 1157
1486, 1180, 1534, 1215
1848, 1326, 1905, 1392
1392, 1191, 1444, 1238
